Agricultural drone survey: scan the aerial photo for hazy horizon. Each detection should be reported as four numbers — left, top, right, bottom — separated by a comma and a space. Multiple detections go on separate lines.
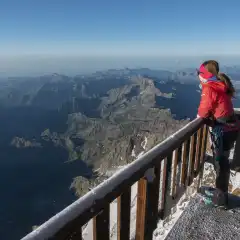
1, 55, 240, 78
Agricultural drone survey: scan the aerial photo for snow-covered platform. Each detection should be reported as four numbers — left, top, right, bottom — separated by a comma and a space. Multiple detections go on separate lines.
165, 193, 240, 240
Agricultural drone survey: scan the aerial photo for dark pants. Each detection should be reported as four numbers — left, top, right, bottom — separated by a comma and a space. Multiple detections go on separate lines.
210, 128, 238, 193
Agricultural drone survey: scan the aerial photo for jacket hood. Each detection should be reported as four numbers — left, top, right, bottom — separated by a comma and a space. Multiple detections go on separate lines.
205, 80, 228, 93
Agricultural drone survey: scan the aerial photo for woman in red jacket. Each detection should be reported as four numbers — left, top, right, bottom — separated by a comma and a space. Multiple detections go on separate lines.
197, 60, 239, 209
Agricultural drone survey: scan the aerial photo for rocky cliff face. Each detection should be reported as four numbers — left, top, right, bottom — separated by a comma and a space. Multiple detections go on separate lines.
62, 76, 189, 196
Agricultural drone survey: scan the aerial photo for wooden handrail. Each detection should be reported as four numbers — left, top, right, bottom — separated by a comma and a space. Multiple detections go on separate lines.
22, 117, 206, 240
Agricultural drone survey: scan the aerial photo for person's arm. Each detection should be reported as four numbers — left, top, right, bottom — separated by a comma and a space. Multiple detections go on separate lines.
197, 86, 216, 118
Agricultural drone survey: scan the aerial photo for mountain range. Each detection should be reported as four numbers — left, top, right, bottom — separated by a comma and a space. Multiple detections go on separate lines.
0, 67, 240, 240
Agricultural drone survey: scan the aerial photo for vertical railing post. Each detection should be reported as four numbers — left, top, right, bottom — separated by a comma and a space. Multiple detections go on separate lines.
135, 178, 148, 240
194, 127, 203, 177
197, 125, 209, 191
171, 148, 179, 199
159, 153, 172, 220
145, 163, 161, 239
93, 205, 110, 240
187, 133, 197, 186
159, 157, 167, 220
117, 188, 131, 240
200, 125, 208, 165
181, 140, 190, 186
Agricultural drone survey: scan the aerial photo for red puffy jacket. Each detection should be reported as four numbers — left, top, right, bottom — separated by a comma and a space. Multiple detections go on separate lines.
197, 80, 234, 119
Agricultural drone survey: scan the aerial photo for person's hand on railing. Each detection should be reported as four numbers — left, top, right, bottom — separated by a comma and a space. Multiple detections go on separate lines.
196, 114, 215, 127
204, 118, 215, 127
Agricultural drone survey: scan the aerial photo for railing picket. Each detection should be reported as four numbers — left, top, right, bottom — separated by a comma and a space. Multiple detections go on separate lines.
187, 133, 197, 186
159, 153, 172, 220
204, 126, 209, 157
194, 127, 203, 177
117, 188, 131, 240
135, 178, 148, 240
171, 148, 179, 199
197, 125, 209, 191
159, 157, 167, 220
180, 140, 188, 186
200, 125, 208, 165
145, 164, 161, 239
93, 205, 110, 240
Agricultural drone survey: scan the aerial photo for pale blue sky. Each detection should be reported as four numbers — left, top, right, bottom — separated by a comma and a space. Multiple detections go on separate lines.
1, 0, 240, 75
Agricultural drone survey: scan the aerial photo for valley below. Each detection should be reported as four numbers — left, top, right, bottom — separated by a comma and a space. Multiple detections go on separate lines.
0, 67, 240, 239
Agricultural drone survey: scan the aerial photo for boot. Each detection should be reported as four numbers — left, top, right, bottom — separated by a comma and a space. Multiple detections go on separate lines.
202, 188, 228, 209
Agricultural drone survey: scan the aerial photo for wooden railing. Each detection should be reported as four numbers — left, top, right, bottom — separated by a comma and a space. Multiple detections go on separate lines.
22, 118, 209, 240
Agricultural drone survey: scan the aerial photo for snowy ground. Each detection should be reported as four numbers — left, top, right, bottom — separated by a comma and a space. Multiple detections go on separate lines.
82, 138, 240, 240
152, 162, 240, 240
